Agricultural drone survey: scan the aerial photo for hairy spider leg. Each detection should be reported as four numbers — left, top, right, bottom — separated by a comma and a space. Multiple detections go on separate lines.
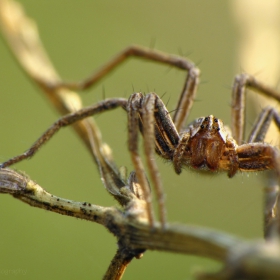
49, 45, 200, 133
135, 92, 180, 227
126, 93, 156, 226
231, 74, 280, 236
0, 98, 127, 168
248, 107, 280, 143
232, 73, 280, 145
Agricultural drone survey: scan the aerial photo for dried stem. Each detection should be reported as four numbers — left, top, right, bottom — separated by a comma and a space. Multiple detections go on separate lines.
0, 168, 240, 260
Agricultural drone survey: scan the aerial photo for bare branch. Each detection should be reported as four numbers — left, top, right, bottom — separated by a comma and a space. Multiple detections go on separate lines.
0, 168, 239, 259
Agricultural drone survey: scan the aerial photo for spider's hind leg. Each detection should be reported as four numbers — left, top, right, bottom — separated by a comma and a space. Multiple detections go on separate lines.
248, 106, 280, 143
231, 73, 280, 145
246, 106, 280, 237
235, 106, 280, 174
232, 75, 280, 238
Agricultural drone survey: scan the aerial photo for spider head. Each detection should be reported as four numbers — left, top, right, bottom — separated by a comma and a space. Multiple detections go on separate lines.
189, 116, 227, 141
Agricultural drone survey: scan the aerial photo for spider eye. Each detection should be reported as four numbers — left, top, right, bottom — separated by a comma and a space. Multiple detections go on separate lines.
214, 118, 218, 122
217, 127, 220, 131
200, 125, 204, 129
205, 117, 209, 121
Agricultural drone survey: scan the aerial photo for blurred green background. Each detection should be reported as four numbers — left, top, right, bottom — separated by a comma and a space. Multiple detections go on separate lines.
0, 0, 270, 279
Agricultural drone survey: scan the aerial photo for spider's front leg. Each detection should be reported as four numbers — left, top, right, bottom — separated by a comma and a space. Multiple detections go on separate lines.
126, 92, 181, 227
0, 98, 127, 169
48, 45, 200, 133
126, 93, 156, 226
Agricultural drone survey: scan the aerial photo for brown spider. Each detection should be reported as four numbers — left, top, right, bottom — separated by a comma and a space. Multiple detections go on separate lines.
1, 45, 280, 228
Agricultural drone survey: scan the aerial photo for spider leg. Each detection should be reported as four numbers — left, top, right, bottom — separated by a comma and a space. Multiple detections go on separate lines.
237, 142, 280, 236
237, 143, 280, 175
141, 93, 173, 227
264, 172, 279, 238
127, 93, 156, 227
248, 106, 280, 143
0, 98, 127, 168
126, 92, 183, 227
172, 66, 200, 132
231, 73, 280, 145
47, 45, 199, 133
152, 95, 180, 158
232, 75, 280, 237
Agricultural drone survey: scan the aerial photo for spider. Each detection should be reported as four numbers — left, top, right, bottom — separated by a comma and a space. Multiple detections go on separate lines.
1, 45, 280, 228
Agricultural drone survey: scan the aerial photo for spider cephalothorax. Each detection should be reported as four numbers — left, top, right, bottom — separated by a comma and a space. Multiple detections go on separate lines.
172, 115, 238, 177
